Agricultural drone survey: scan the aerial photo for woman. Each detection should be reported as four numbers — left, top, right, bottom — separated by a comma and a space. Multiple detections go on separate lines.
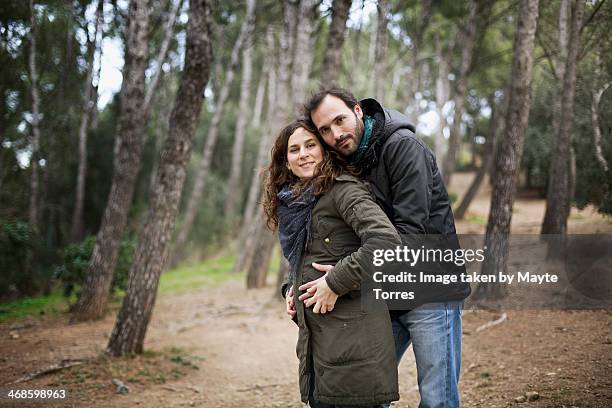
263, 119, 401, 407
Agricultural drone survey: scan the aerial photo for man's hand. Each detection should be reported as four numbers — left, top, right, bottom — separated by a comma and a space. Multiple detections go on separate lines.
298, 262, 334, 302
286, 286, 296, 319
299, 275, 338, 314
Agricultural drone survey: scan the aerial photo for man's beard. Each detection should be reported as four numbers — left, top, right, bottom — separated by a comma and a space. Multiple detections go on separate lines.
334, 114, 365, 154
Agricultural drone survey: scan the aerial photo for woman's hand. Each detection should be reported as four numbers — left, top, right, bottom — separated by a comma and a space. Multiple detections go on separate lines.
286, 286, 296, 319
299, 276, 338, 314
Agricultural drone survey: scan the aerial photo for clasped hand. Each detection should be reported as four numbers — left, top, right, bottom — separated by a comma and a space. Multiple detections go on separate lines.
298, 262, 338, 314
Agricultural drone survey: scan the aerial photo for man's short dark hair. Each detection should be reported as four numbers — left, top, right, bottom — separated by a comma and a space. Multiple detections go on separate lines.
302, 87, 360, 128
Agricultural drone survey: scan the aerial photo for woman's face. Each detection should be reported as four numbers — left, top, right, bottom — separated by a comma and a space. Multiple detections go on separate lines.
286, 127, 324, 179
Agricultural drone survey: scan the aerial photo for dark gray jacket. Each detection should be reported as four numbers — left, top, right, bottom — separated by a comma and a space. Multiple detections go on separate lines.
357, 98, 471, 307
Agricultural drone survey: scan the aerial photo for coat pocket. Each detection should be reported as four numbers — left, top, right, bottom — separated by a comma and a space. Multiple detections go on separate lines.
309, 311, 373, 365
313, 217, 359, 258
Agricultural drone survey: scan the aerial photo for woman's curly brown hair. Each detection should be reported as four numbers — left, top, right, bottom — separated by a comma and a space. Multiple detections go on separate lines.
262, 119, 359, 230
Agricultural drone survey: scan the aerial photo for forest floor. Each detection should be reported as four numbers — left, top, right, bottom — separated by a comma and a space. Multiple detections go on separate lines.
1, 172, 611, 408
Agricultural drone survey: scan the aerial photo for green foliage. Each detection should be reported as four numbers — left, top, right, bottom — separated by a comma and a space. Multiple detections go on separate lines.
55, 235, 136, 298
0, 221, 35, 297
0, 220, 58, 299
522, 127, 552, 193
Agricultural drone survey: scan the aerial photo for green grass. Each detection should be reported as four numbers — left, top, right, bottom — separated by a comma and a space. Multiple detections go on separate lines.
0, 254, 241, 323
464, 213, 487, 225
159, 254, 239, 294
0, 291, 73, 322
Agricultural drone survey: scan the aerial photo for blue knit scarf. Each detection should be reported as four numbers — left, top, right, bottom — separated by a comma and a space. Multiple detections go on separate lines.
277, 185, 317, 289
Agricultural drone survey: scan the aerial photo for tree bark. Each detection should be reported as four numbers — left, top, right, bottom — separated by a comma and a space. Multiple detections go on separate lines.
473, 0, 539, 301
71, 0, 150, 322
70, 0, 103, 243
591, 82, 610, 172
107, 0, 214, 357
434, 33, 450, 165
541, 0, 584, 236
373, 0, 389, 102
144, 0, 183, 116
442, 0, 479, 187
224, 0, 257, 229
245, 211, 276, 288
170, 0, 255, 266
28, 0, 41, 231
290, 0, 318, 109
251, 63, 267, 129
320, 0, 352, 86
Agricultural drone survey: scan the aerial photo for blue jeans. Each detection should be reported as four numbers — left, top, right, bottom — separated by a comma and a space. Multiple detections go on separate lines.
386, 301, 463, 408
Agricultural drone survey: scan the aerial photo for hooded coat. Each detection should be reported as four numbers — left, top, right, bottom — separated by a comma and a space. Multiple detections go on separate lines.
355, 98, 472, 308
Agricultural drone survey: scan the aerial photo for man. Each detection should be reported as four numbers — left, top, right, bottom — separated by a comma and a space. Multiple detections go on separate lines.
292, 87, 470, 408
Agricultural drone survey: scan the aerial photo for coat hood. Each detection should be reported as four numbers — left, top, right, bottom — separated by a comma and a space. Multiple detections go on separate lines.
356, 98, 416, 173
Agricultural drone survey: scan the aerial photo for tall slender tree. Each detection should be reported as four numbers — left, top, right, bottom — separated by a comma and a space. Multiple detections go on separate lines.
71, 0, 150, 322
107, 0, 214, 356
233, 29, 277, 274
541, 0, 585, 235
434, 32, 451, 164
373, 0, 389, 102
28, 0, 41, 231
290, 0, 318, 108
473, 0, 540, 300
591, 81, 610, 172
171, 0, 256, 265
455, 92, 506, 220
442, 0, 479, 187
224, 0, 257, 228
70, 0, 104, 243
143, 0, 183, 116
242, 0, 307, 285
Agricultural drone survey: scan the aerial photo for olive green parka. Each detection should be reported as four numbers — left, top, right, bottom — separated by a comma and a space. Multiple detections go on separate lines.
292, 174, 402, 406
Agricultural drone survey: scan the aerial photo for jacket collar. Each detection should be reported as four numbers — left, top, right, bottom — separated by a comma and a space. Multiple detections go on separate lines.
355, 98, 388, 174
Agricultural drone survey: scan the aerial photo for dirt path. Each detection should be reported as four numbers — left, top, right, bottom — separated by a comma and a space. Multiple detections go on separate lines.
1, 173, 611, 407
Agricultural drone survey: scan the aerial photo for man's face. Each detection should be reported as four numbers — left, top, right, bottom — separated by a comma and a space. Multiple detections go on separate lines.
310, 95, 364, 157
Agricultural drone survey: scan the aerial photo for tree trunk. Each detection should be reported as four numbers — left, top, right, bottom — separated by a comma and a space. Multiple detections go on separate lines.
541, 0, 584, 236
404, 0, 434, 119
455, 93, 505, 220
71, 0, 150, 322
224, 0, 257, 229
434, 33, 450, 164
373, 0, 389, 102
246, 211, 276, 288
591, 82, 610, 172
171, 0, 255, 266
107, 0, 214, 357
320, 0, 352, 86
252, 63, 267, 129
144, 0, 183, 116
290, 0, 318, 109
70, 0, 103, 243
28, 0, 41, 231
473, 0, 539, 301
442, 0, 478, 187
